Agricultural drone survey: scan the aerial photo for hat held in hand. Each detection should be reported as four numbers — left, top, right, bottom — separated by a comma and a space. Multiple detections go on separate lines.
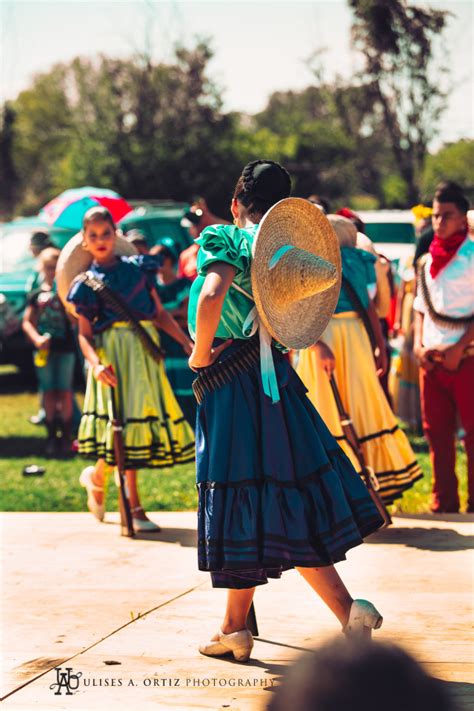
56, 232, 137, 315
251, 197, 341, 349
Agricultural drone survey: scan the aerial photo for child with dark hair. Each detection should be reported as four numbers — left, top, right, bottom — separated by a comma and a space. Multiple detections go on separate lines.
66, 207, 195, 531
268, 638, 454, 711
23, 248, 76, 456
414, 182, 474, 513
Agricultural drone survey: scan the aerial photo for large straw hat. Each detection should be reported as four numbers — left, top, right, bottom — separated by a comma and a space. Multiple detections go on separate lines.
251, 198, 341, 349
56, 232, 137, 315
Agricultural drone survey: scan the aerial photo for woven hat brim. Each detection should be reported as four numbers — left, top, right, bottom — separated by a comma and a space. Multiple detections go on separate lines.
56, 232, 137, 315
251, 198, 341, 349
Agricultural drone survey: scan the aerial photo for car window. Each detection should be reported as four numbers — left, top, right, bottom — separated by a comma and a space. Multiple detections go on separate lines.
0, 231, 36, 273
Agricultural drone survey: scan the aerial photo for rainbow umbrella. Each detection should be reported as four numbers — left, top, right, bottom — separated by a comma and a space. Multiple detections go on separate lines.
39, 187, 133, 230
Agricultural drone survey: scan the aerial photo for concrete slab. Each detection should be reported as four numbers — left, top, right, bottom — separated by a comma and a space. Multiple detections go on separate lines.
1, 512, 473, 710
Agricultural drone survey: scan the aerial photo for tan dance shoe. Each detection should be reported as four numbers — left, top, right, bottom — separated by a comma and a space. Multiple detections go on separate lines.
343, 599, 383, 639
79, 466, 105, 522
199, 629, 254, 662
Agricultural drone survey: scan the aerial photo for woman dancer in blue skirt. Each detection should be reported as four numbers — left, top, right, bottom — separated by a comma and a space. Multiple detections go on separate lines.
188, 160, 385, 662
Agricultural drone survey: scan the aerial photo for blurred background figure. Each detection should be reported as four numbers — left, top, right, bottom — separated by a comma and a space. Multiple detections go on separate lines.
22, 248, 75, 456
296, 215, 422, 506
151, 243, 196, 429
414, 181, 473, 514
26, 230, 54, 292
267, 637, 454, 711
124, 228, 150, 255
307, 194, 331, 214
178, 197, 230, 281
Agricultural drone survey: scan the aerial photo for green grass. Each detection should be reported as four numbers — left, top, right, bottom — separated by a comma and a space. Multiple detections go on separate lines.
0, 389, 196, 513
0, 375, 468, 513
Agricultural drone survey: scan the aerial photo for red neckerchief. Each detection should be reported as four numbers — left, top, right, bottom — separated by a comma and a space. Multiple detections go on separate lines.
429, 230, 467, 278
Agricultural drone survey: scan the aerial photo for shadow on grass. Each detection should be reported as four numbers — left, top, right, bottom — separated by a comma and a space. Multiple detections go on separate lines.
0, 370, 36, 394
0, 436, 53, 458
367, 525, 473, 551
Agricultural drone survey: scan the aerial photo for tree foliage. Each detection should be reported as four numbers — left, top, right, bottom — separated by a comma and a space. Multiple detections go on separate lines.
349, 0, 448, 202
422, 140, 474, 202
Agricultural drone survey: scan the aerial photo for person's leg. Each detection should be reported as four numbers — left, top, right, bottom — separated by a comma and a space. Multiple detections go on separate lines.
122, 470, 154, 522
452, 357, 474, 512
419, 365, 459, 512
87, 459, 107, 506
220, 588, 256, 634
296, 566, 353, 626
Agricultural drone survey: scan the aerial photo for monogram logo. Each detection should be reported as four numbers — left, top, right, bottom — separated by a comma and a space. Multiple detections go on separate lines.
49, 667, 82, 695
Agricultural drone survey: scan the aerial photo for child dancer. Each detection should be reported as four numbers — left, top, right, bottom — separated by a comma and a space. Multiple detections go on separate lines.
67, 207, 195, 531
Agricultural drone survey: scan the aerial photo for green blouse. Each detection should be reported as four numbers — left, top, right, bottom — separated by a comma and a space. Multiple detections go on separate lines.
188, 223, 257, 340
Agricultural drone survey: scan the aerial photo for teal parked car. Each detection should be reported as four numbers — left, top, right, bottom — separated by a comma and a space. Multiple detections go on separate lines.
119, 201, 193, 256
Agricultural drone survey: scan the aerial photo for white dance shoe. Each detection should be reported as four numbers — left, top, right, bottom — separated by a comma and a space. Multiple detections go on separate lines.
79, 466, 105, 522
131, 506, 161, 533
199, 629, 254, 662
343, 599, 383, 639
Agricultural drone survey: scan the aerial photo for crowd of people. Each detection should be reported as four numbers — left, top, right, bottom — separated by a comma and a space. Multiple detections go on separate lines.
15, 161, 471, 692
22, 178, 473, 527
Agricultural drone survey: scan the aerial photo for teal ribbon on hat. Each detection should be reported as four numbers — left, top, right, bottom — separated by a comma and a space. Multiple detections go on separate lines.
232, 283, 280, 404
268, 244, 295, 270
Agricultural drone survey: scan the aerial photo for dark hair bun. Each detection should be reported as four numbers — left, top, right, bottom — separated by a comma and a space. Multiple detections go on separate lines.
242, 160, 291, 203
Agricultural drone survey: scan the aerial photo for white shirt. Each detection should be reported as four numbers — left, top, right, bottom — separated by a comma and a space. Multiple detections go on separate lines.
413, 234, 474, 348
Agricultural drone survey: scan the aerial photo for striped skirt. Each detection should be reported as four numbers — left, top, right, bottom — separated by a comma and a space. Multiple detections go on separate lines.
196, 338, 384, 589
296, 312, 422, 504
78, 322, 195, 468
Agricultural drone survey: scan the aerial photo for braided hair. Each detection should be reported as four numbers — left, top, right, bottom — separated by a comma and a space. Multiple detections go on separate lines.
233, 159, 291, 220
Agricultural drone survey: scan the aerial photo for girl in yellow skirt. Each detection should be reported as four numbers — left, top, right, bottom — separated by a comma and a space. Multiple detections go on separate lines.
296, 215, 422, 504
67, 207, 195, 531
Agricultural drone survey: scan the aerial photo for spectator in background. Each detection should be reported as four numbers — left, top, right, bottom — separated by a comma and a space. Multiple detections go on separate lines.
22, 248, 76, 456
414, 181, 474, 513
337, 206, 365, 234
178, 197, 230, 281
151, 243, 196, 428
307, 194, 331, 214
26, 230, 54, 293
124, 228, 149, 255
268, 637, 454, 711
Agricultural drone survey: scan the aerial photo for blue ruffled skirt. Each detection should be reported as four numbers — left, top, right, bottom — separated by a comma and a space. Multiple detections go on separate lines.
196, 339, 384, 589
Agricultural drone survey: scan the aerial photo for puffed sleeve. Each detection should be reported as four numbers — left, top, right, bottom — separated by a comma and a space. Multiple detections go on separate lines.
196, 224, 251, 276
124, 255, 161, 290
66, 277, 99, 321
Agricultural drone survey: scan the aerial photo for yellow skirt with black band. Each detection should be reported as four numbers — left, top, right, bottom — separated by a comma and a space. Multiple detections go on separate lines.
78, 321, 195, 468
296, 312, 422, 505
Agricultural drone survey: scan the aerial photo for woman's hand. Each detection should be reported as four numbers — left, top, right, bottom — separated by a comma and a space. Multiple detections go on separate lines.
374, 345, 388, 377
35, 334, 51, 350
93, 364, 118, 387
188, 340, 233, 372
182, 339, 194, 357
312, 341, 336, 375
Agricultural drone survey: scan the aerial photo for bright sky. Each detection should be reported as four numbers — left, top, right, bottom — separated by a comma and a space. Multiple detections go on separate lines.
1, 0, 472, 148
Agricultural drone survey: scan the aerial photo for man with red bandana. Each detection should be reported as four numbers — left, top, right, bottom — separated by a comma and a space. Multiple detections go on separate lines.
414, 181, 474, 513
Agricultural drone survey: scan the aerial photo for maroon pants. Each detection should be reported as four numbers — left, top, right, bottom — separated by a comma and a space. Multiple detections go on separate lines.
420, 356, 474, 512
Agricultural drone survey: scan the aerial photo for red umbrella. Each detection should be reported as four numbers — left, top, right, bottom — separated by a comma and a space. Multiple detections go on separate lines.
40, 187, 133, 230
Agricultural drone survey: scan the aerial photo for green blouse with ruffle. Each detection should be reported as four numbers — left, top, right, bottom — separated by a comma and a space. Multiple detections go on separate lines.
188, 223, 257, 340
